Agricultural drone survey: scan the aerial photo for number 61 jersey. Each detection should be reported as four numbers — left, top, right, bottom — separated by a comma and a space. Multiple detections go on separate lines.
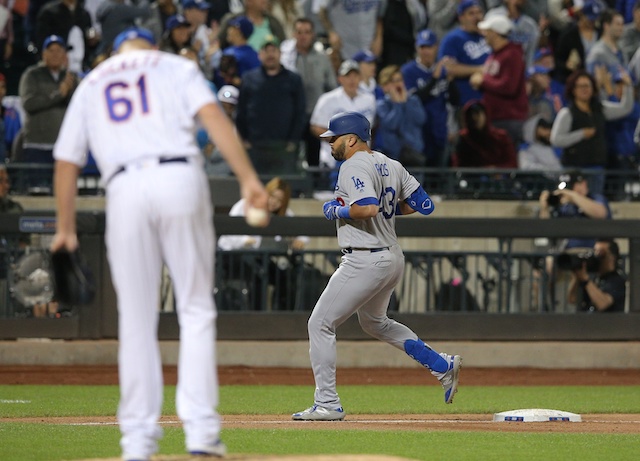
53, 50, 216, 181
334, 150, 422, 250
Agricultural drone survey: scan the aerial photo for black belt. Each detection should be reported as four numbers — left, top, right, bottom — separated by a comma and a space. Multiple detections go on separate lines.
342, 247, 389, 254
107, 157, 189, 185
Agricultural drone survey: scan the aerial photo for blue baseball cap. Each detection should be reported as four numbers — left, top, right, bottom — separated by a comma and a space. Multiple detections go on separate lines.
43, 35, 68, 50
113, 27, 156, 52
581, 0, 604, 21
320, 111, 371, 142
457, 0, 481, 15
534, 47, 552, 62
526, 65, 551, 78
183, 0, 211, 10
351, 50, 376, 63
229, 16, 254, 39
165, 14, 191, 31
416, 29, 437, 47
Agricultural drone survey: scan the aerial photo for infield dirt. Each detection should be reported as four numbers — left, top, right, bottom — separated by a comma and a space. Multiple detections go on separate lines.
1, 365, 639, 435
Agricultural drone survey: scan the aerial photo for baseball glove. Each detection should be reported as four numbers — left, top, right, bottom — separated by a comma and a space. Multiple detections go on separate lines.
50, 249, 97, 305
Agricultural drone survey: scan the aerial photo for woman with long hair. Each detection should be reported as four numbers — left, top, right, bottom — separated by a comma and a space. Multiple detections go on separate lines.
550, 68, 633, 195
217, 177, 309, 310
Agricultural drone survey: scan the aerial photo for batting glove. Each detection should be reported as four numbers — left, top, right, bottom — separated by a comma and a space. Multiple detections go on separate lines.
323, 200, 350, 220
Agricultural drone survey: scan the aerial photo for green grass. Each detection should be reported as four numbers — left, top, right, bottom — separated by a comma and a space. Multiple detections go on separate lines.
2, 385, 640, 417
1, 384, 639, 461
0, 425, 638, 461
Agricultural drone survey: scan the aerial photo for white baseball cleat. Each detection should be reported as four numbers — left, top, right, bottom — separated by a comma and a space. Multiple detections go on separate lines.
435, 354, 462, 404
292, 404, 346, 421
188, 440, 226, 458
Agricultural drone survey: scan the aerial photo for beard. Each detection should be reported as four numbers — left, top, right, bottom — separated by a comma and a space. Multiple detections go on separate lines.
331, 141, 346, 161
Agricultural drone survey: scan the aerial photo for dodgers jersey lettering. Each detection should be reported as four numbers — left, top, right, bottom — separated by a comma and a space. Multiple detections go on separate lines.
334, 150, 420, 249
54, 50, 216, 182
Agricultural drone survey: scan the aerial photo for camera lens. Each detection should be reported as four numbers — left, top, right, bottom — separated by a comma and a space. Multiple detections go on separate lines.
547, 194, 560, 207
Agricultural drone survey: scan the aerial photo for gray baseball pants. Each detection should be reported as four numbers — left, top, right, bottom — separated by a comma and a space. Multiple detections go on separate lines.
307, 244, 419, 409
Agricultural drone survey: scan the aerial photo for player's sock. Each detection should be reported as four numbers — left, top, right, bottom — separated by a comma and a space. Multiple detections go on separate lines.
404, 339, 448, 373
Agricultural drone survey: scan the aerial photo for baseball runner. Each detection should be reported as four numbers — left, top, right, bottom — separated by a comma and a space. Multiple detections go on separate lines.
292, 112, 462, 421
50, 28, 269, 460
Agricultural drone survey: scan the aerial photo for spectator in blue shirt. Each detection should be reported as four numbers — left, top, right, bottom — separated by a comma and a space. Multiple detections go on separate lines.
374, 64, 426, 165
438, 0, 491, 108
402, 28, 458, 166
222, 16, 261, 78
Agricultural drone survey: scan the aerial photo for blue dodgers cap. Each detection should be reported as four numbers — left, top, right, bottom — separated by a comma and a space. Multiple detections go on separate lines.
229, 16, 254, 39
351, 50, 376, 63
416, 29, 437, 47
165, 14, 191, 31
183, 0, 211, 10
320, 111, 371, 142
43, 35, 68, 50
457, 0, 481, 15
581, 0, 604, 21
113, 27, 156, 52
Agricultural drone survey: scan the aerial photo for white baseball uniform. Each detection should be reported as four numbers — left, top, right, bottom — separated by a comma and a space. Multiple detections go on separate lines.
54, 50, 222, 460
310, 87, 376, 167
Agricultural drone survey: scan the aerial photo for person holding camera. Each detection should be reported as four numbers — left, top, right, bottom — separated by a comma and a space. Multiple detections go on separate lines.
537, 171, 611, 311
567, 239, 626, 312
538, 171, 611, 250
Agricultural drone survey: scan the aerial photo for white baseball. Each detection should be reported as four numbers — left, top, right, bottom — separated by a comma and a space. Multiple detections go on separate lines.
245, 206, 269, 227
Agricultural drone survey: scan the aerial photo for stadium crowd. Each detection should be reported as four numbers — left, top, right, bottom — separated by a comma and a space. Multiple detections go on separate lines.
1, 0, 640, 197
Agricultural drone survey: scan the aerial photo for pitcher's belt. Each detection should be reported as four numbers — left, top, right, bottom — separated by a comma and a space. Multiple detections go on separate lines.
107, 157, 189, 186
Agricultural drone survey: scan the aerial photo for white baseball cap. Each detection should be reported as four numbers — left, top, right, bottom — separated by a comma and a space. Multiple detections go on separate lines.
217, 85, 239, 105
477, 15, 513, 35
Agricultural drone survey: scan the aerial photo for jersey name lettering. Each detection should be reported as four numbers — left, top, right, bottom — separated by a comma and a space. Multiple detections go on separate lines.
375, 163, 389, 176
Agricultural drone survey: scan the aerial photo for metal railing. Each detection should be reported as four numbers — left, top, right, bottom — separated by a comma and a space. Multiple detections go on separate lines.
6, 163, 640, 201
1, 213, 639, 341
139, 247, 631, 315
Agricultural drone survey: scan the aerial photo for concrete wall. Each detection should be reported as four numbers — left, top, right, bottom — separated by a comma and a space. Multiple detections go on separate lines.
1, 339, 638, 369
16, 196, 637, 254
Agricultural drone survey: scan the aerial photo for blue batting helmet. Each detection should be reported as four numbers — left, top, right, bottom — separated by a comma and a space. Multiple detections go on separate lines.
320, 112, 371, 142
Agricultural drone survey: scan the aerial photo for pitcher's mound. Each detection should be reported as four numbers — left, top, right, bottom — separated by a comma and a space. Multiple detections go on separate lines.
77, 455, 418, 461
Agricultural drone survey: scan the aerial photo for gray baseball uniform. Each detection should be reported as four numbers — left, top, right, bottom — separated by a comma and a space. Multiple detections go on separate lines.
309, 150, 424, 408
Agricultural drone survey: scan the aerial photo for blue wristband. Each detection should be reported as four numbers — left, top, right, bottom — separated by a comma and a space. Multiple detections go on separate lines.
337, 206, 351, 219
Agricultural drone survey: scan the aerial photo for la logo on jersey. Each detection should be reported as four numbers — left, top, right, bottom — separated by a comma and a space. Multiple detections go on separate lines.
351, 176, 365, 191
